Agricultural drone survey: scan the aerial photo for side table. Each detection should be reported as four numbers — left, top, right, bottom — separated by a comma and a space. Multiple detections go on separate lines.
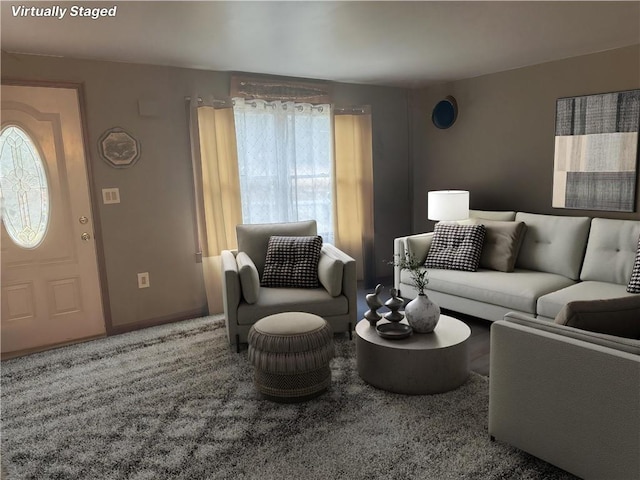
355, 314, 471, 394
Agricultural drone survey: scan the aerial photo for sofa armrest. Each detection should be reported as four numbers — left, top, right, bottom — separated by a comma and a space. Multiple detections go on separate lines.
318, 245, 345, 297
221, 249, 241, 344
393, 232, 434, 291
321, 244, 356, 322
236, 251, 260, 304
504, 312, 640, 353
489, 313, 640, 480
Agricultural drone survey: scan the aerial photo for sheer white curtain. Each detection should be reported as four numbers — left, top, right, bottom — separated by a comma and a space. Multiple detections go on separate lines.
233, 98, 334, 244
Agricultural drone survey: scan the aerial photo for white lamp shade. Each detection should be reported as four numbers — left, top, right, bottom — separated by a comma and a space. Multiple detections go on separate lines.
428, 190, 469, 221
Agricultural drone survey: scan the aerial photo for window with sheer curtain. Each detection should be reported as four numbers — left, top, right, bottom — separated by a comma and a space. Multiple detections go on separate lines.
232, 98, 334, 244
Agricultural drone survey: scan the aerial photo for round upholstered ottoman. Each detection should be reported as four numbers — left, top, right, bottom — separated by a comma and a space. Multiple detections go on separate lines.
247, 312, 334, 402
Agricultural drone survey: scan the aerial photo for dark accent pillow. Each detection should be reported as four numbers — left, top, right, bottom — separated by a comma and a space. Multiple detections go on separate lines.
261, 236, 323, 288
554, 296, 640, 340
627, 235, 640, 293
468, 219, 527, 272
424, 223, 486, 272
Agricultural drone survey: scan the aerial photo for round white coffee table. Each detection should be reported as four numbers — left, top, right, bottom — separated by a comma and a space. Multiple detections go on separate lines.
355, 314, 471, 394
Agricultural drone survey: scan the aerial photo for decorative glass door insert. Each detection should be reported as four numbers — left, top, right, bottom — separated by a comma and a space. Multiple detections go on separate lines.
0, 125, 50, 248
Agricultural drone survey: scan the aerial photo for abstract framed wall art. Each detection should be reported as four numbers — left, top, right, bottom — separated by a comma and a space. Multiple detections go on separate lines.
552, 89, 640, 212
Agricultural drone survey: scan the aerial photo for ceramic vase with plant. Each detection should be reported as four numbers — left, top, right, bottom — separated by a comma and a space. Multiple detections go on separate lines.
393, 252, 440, 333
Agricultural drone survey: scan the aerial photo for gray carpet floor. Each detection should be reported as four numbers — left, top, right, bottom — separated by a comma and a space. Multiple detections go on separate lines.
1, 316, 577, 480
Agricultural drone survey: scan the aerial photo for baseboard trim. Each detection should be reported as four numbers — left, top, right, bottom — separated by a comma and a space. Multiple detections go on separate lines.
1, 333, 107, 360
2, 308, 210, 360
109, 307, 209, 335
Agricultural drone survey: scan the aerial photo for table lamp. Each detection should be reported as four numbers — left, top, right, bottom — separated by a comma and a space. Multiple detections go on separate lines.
428, 190, 469, 221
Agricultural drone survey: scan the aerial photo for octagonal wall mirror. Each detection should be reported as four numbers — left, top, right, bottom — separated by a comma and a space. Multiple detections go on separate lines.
432, 96, 458, 129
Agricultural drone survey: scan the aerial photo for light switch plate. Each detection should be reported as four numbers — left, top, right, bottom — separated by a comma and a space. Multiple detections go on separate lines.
102, 188, 120, 204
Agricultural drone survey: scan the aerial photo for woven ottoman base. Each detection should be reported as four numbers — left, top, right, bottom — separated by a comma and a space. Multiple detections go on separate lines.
248, 312, 334, 403
254, 365, 332, 402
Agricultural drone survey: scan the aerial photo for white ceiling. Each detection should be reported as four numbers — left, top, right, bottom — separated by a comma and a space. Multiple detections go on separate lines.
2, 1, 639, 87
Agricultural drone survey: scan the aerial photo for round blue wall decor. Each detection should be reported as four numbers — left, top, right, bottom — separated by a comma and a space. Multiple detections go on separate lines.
432, 96, 458, 129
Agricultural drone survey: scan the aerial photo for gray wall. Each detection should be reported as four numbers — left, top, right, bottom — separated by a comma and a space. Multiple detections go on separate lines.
7, 44, 636, 330
332, 84, 411, 283
1, 53, 410, 329
410, 45, 640, 233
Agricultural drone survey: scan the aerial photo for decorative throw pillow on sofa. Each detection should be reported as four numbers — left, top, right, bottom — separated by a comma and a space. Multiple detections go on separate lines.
424, 223, 486, 272
627, 235, 640, 293
261, 235, 323, 288
554, 296, 640, 339
468, 219, 527, 272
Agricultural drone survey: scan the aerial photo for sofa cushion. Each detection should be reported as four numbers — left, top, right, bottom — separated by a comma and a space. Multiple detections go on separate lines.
236, 220, 317, 277
580, 218, 640, 285
236, 252, 260, 304
629, 236, 640, 293
554, 296, 640, 339
424, 223, 486, 271
317, 249, 344, 297
409, 267, 576, 314
262, 235, 322, 288
468, 219, 527, 272
515, 212, 590, 280
537, 281, 636, 320
237, 287, 349, 326
469, 209, 517, 221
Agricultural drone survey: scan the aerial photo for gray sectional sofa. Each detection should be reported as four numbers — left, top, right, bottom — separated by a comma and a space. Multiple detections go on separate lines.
394, 210, 640, 322
489, 312, 640, 480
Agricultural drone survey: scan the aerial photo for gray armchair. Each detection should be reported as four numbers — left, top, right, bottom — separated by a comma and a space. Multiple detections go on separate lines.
221, 220, 357, 351
489, 312, 640, 480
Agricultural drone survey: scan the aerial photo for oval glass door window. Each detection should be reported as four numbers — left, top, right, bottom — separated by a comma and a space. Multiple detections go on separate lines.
0, 125, 51, 248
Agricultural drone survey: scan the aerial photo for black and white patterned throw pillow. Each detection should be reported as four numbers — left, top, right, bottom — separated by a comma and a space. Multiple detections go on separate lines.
627, 234, 640, 294
424, 223, 486, 272
261, 235, 323, 288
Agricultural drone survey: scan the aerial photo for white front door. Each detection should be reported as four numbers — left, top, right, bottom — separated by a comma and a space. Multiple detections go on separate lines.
1, 84, 106, 355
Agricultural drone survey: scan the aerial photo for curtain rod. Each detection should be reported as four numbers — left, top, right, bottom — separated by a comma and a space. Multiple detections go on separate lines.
184, 96, 229, 105
334, 106, 370, 115
186, 96, 368, 114
241, 100, 327, 112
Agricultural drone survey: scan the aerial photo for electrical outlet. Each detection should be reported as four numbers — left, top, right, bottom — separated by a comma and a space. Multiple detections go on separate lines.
137, 272, 150, 289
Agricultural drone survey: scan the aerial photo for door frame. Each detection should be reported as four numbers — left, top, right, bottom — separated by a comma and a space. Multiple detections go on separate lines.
1, 78, 113, 336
